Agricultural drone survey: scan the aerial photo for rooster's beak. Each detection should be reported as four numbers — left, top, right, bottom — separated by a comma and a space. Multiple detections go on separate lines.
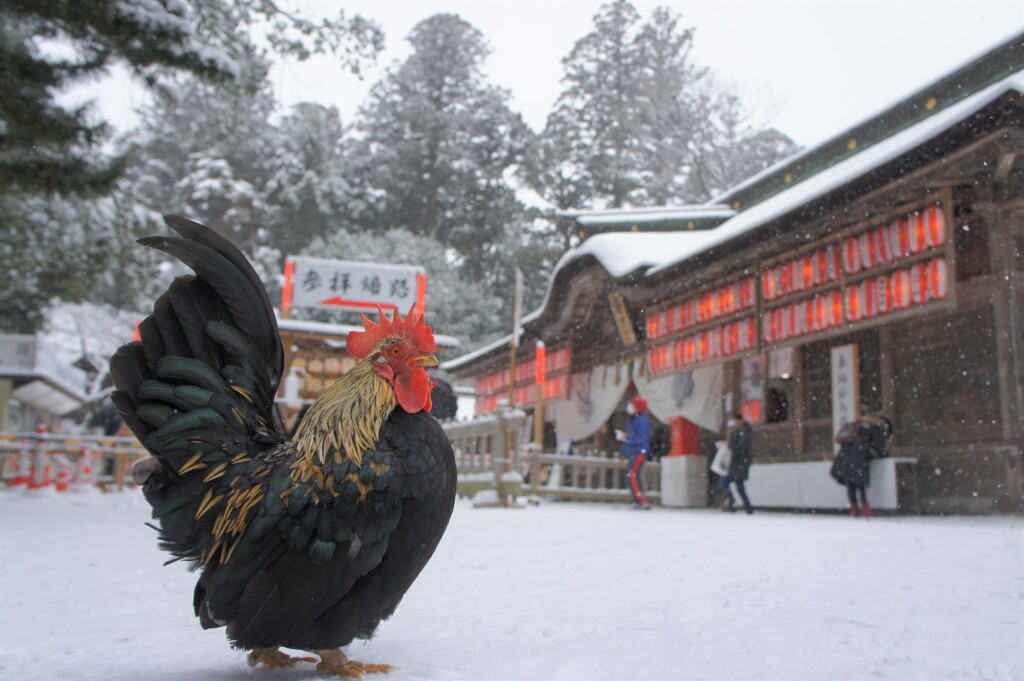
416, 354, 439, 368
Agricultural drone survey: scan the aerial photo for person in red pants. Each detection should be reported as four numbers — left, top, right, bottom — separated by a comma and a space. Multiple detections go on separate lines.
618, 396, 652, 510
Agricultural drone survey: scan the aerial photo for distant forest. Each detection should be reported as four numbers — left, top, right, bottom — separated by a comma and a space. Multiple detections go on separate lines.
0, 0, 798, 355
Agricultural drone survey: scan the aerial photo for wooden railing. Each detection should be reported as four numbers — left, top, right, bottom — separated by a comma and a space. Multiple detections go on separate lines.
442, 411, 662, 505
524, 447, 661, 504
2, 416, 663, 505
443, 409, 527, 504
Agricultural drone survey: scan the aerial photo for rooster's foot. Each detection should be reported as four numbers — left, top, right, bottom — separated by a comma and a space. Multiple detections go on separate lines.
311, 648, 394, 679
247, 647, 317, 669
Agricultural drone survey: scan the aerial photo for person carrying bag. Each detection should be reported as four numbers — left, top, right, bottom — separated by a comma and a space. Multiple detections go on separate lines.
717, 411, 755, 513
711, 440, 732, 476
830, 415, 892, 517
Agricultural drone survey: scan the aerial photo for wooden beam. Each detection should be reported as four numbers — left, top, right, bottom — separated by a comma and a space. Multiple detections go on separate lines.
994, 151, 1018, 183
607, 291, 638, 346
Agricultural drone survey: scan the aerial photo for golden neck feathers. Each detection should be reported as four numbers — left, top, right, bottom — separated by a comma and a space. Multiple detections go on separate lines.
292, 358, 397, 468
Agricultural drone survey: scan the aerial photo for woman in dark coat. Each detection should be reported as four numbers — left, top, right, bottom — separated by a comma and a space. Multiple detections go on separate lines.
831, 416, 891, 516
719, 411, 754, 513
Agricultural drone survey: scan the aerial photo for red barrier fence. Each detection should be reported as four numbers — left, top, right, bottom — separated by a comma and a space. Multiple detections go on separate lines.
0, 430, 148, 492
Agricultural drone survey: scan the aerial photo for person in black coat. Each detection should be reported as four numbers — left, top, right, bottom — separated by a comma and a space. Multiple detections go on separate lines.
830, 415, 891, 516
427, 368, 458, 422
719, 410, 754, 513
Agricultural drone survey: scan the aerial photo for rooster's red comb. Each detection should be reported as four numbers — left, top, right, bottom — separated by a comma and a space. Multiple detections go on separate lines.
346, 305, 435, 359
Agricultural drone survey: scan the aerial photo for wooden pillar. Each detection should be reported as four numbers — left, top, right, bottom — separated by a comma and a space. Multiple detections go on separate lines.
534, 341, 546, 447
0, 378, 11, 433
978, 198, 1024, 442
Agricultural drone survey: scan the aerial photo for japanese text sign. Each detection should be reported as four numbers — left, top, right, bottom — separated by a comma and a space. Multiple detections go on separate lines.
283, 256, 426, 315
830, 343, 860, 453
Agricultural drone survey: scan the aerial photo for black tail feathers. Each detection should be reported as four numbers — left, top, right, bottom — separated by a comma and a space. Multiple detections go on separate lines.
109, 215, 284, 456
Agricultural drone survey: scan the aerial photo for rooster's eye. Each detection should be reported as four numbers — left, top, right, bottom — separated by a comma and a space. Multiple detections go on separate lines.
389, 346, 403, 357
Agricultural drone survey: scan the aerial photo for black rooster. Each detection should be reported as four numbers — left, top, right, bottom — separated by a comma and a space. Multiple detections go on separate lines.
110, 216, 456, 677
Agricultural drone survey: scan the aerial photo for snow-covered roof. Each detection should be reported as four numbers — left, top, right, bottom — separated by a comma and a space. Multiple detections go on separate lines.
553, 231, 723, 279
563, 204, 735, 226
445, 231, 716, 372
647, 71, 1024, 276
445, 69, 1024, 375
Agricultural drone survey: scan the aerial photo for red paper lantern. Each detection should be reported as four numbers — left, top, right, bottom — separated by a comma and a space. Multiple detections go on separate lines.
911, 262, 929, 304
826, 245, 840, 282
925, 204, 947, 248
909, 212, 927, 254
842, 236, 861, 274
892, 269, 912, 309
875, 275, 893, 315
831, 290, 844, 326
930, 258, 948, 300
874, 225, 894, 265
892, 218, 910, 259
801, 255, 815, 290
858, 232, 877, 271
845, 285, 860, 322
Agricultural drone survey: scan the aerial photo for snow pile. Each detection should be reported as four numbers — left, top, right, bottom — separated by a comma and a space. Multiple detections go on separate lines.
1, 491, 1021, 681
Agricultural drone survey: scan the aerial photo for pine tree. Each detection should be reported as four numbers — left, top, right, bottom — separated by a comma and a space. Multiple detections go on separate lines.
545, 0, 648, 209
345, 13, 532, 280
265, 103, 351, 258
527, 0, 799, 210
0, 0, 382, 195
0, 1, 382, 333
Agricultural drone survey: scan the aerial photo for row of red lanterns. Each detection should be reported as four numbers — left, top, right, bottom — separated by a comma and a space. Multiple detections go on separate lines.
762, 257, 949, 343
475, 369, 510, 395
762, 244, 841, 301
476, 375, 573, 415
762, 290, 845, 344
474, 394, 501, 415
647, 277, 756, 341
845, 257, 948, 322
476, 347, 571, 396
842, 203, 947, 275
649, 317, 758, 375
511, 346, 571, 384
511, 375, 570, 406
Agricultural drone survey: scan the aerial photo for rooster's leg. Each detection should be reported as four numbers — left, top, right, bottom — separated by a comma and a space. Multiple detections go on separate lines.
246, 647, 317, 669
310, 648, 394, 679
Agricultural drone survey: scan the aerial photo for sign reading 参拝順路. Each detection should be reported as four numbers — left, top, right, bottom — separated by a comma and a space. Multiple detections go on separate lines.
283, 256, 426, 315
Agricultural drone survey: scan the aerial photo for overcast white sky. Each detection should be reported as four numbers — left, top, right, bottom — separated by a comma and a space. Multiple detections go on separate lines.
98, 0, 1022, 148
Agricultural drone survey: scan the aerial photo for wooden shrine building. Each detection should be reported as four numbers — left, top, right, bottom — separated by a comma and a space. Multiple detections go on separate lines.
444, 32, 1024, 513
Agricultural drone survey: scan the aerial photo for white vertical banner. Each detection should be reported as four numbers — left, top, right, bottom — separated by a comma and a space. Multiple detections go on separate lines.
830, 343, 860, 453
550, 364, 630, 442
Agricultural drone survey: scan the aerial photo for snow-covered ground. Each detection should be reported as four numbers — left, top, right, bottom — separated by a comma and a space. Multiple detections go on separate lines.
1, 490, 1021, 681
